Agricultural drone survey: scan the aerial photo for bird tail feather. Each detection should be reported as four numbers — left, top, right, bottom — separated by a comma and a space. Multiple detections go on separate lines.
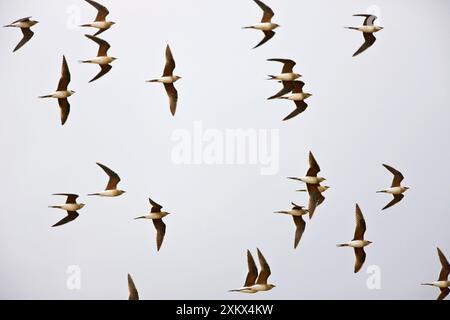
345, 27, 359, 30
336, 243, 349, 247
88, 193, 100, 196
146, 79, 159, 83
39, 95, 52, 98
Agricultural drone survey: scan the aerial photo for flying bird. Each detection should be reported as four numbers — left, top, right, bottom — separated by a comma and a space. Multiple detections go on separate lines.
346, 14, 383, 57
267, 58, 301, 82
273, 81, 312, 121
146, 45, 181, 116
80, 34, 116, 83
229, 248, 275, 293
49, 194, 85, 227
134, 198, 172, 251
38, 55, 75, 126
275, 202, 308, 249
243, 0, 279, 49
337, 204, 372, 273
288, 151, 326, 218
80, 0, 115, 36
4, 17, 38, 52
422, 247, 450, 300
377, 164, 409, 210
127, 274, 139, 300
88, 162, 126, 197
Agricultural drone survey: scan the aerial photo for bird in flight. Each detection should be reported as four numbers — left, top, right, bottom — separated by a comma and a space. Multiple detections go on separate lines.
229, 249, 275, 293
275, 202, 309, 249
38, 55, 75, 126
88, 162, 126, 197
377, 164, 409, 210
273, 80, 312, 121
80, 0, 115, 36
4, 16, 38, 52
346, 14, 383, 57
337, 204, 372, 273
80, 34, 117, 83
243, 0, 279, 49
49, 194, 85, 227
134, 198, 172, 251
288, 151, 326, 218
422, 247, 450, 300
127, 274, 139, 300
146, 45, 181, 116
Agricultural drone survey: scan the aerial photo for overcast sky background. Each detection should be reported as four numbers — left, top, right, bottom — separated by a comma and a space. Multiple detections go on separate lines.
0, 0, 449, 300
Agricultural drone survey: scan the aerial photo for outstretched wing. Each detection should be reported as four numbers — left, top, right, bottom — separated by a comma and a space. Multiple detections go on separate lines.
352, 33, 376, 57
13, 28, 34, 52
253, 30, 275, 49
52, 211, 79, 227
86, 0, 110, 22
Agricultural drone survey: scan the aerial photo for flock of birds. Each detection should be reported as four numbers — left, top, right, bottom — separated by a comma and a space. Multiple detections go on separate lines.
3, 0, 449, 300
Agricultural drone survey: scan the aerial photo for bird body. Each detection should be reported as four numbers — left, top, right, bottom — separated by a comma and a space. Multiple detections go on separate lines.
422, 281, 450, 289
5, 19, 38, 29
289, 176, 325, 185
88, 189, 125, 197
135, 212, 170, 220
337, 240, 372, 248
82, 21, 115, 30
49, 203, 85, 212
268, 73, 300, 81
377, 186, 409, 195
39, 90, 75, 99
279, 92, 312, 101
297, 185, 329, 193
81, 56, 116, 65
147, 75, 181, 84
246, 22, 279, 31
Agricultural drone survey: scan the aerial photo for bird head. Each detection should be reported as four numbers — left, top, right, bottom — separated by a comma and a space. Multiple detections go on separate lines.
69, 90, 76, 95
268, 284, 276, 289
117, 190, 126, 195
304, 93, 313, 99
174, 75, 182, 81
375, 26, 384, 31
318, 177, 326, 183
365, 240, 373, 246
79, 203, 86, 209
404, 187, 410, 191
322, 186, 330, 190
30, 20, 39, 26
293, 73, 302, 79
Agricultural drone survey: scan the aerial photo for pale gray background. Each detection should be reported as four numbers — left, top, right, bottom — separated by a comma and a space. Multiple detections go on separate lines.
0, 0, 449, 300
